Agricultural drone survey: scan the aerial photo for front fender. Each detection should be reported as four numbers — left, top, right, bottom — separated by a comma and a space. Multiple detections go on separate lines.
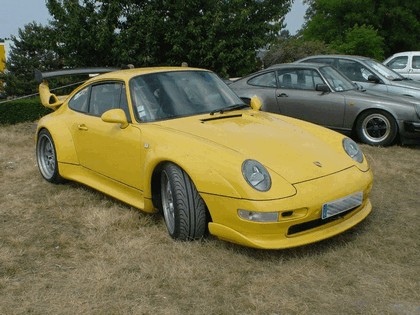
140, 125, 296, 201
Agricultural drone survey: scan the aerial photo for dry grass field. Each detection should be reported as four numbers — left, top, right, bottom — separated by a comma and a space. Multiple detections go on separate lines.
0, 122, 419, 315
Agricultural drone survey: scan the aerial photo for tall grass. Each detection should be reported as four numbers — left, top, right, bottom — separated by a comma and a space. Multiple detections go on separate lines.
0, 122, 419, 315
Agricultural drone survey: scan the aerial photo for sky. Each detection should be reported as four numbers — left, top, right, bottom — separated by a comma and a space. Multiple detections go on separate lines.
0, 0, 307, 56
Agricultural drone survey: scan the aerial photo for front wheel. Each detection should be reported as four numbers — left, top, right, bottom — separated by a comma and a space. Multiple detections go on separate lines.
36, 129, 64, 183
355, 110, 398, 146
160, 163, 208, 241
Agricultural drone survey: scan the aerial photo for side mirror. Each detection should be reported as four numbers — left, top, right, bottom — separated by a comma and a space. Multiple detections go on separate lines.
101, 109, 129, 129
250, 95, 262, 111
367, 74, 381, 83
315, 84, 330, 92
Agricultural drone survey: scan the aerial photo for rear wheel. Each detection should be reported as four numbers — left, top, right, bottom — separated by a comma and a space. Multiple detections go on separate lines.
356, 110, 398, 146
36, 129, 64, 183
160, 163, 207, 240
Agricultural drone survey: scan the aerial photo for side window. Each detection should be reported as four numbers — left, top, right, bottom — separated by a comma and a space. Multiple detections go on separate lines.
69, 86, 89, 113
412, 56, 420, 69
306, 58, 335, 66
386, 56, 408, 69
89, 82, 127, 117
276, 69, 323, 90
248, 72, 277, 87
337, 60, 372, 82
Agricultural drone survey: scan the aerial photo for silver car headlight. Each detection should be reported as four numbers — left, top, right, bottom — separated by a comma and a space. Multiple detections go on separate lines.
343, 138, 364, 163
242, 160, 271, 191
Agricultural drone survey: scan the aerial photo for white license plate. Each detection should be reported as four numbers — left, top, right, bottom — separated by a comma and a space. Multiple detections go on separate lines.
322, 192, 363, 219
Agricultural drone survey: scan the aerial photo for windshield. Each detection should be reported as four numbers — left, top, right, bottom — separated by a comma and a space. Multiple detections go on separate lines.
319, 66, 356, 92
364, 59, 404, 81
129, 70, 244, 122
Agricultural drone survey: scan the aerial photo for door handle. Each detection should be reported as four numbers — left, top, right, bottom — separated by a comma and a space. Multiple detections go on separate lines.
277, 93, 288, 97
78, 124, 88, 131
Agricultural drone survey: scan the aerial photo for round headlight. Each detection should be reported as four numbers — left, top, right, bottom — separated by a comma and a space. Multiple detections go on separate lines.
343, 138, 364, 163
242, 160, 271, 192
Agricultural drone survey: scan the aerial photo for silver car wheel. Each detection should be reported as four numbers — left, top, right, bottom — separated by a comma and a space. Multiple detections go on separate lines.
37, 132, 57, 180
161, 171, 175, 235
361, 113, 391, 144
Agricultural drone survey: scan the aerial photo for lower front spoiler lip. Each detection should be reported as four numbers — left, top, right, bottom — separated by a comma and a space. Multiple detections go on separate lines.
208, 199, 372, 250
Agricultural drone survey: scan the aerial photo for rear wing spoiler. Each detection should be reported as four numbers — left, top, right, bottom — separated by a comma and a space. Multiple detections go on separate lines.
34, 67, 119, 110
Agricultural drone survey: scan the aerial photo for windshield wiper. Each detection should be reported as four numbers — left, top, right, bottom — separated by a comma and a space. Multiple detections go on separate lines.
210, 103, 248, 115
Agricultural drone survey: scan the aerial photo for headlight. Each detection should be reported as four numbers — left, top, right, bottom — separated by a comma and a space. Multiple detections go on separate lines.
343, 138, 363, 163
242, 160, 271, 191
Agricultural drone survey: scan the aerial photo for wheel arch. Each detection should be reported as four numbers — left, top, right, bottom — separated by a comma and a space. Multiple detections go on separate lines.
36, 119, 79, 165
149, 160, 213, 222
352, 107, 400, 134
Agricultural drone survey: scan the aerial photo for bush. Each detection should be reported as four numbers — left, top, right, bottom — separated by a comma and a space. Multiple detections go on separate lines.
0, 97, 52, 124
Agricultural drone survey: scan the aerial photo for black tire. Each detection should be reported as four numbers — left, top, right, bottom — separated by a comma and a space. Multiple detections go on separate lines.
160, 163, 207, 240
36, 129, 64, 183
355, 110, 398, 146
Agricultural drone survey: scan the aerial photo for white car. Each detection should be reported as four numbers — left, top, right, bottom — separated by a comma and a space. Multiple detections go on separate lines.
384, 51, 420, 81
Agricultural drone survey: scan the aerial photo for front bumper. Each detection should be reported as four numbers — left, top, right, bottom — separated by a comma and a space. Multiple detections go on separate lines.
203, 166, 373, 249
404, 121, 420, 133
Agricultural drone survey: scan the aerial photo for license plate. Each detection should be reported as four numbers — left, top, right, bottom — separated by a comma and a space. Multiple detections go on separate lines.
322, 191, 363, 219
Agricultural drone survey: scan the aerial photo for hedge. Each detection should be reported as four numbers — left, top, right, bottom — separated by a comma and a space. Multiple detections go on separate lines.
0, 97, 52, 124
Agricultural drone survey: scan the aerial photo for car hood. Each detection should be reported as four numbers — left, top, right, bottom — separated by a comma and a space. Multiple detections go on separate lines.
389, 78, 420, 90
343, 89, 416, 106
156, 110, 355, 184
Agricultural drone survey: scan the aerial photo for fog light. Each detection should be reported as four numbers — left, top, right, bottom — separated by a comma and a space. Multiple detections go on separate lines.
238, 209, 279, 222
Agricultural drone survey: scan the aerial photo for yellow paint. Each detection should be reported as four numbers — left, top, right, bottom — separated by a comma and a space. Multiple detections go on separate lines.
0, 42, 5, 72
36, 67, 374, 249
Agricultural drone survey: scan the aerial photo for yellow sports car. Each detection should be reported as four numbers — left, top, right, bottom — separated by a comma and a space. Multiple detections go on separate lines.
35, 67, 373, 249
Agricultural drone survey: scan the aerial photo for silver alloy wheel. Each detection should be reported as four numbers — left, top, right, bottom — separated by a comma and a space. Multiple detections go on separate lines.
161, 171, 175, 235
361, 113, 391, 144
37, 133, 56, 180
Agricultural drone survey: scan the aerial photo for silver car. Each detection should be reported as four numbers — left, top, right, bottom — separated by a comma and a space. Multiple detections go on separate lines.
229, 63, 420, 146
296, 55, 420, 99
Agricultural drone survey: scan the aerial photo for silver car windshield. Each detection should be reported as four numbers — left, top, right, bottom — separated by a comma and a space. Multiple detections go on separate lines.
319, 66, 356, 92
364, 59, 404, 81
129, 70, 244, 122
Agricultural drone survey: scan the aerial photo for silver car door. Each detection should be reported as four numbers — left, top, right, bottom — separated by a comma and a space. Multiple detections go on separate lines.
274, 69, 346, 129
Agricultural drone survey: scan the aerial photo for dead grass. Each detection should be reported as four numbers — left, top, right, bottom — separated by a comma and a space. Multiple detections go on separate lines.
0, 122, 419, 315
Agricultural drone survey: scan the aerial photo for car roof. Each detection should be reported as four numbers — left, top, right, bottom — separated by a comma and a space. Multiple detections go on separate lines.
269, 62, 328, 69
88, 66, 209, 82
299, 54, 373, 61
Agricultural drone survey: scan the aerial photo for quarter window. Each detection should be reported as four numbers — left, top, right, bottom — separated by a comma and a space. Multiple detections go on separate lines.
248, 72, 277, 87
69, 86, 89, 113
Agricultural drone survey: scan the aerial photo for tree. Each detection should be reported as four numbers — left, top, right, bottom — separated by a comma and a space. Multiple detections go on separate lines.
46, 0, 293, 77
46, 0, 122, 67
0, 22, 60, 96
302, 0, 420, 58
330, 24, 384, 60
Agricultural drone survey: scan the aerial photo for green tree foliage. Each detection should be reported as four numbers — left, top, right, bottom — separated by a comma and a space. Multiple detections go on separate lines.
263, 36, 333, 66
302, 0, 420, 58
46, 0, 292, 77
330, 24, 385, 60
46, 0, 122, 67
0, 22, 60, 96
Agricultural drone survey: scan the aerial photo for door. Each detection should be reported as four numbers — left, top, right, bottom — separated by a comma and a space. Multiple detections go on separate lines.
69, 81, 143, 190
274, 68, 346, 128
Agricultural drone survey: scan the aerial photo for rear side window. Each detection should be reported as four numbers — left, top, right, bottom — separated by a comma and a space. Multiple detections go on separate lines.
413, 56, 420, 69
248, 71, 277, 87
